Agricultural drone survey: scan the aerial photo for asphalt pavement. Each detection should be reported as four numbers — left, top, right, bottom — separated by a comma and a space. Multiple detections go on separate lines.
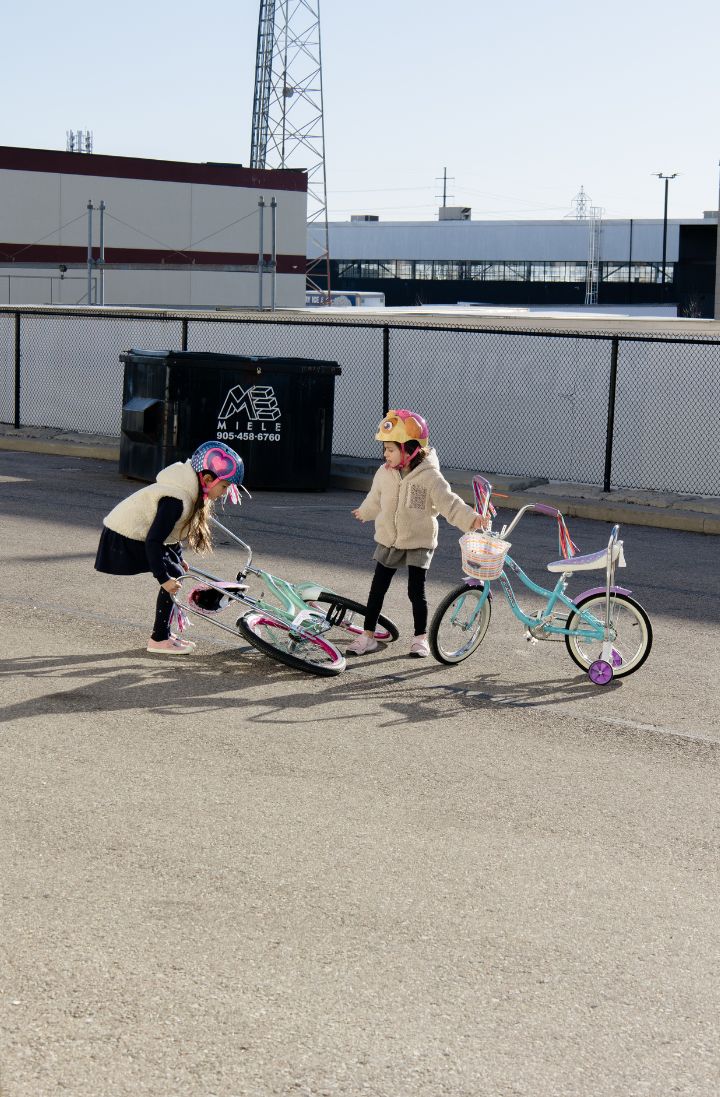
1, 422, 719, 535
1, 448, 720, 1097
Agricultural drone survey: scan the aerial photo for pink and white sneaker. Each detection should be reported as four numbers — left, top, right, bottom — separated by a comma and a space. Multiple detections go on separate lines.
409, 635, 430, 658
171, 634, 196, 649
146, 636, 194, 655
346, 633, 379, 656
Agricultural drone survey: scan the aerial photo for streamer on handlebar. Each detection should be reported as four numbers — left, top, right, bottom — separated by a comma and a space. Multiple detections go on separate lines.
473, 478, 497, 519
557, 514, 579, 560
169, 603, 191, 634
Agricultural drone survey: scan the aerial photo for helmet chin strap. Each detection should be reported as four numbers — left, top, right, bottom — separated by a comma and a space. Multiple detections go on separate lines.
384, 444, 415, 470
199, 474, 251, 505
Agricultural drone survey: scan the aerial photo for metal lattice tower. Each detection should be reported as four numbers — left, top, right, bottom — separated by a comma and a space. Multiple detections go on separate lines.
250, 0, 331, 295
567, 185, 591, 219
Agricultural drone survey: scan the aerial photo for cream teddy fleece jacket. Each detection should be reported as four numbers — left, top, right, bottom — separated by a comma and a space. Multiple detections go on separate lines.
103, 460, 200, 543
356, 448, 477, 550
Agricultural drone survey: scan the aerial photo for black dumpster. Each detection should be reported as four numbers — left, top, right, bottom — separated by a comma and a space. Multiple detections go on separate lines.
118, 350, 341, 491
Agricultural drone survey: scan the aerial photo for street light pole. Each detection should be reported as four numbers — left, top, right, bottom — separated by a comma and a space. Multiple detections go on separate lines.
654, 172, 677, 296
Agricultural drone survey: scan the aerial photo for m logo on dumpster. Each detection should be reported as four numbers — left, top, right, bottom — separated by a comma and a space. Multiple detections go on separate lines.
216, 384, 282, 443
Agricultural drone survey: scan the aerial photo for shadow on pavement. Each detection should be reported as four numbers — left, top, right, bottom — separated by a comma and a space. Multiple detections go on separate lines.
0, 644, 613, 728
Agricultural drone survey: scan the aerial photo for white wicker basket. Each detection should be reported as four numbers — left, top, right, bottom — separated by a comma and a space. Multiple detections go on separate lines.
459, 531, 511, 580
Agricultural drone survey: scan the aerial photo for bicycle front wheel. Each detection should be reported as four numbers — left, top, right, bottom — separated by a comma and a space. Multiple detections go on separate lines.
429, 583, 492, 665
237, 612, 345, 677
304, 593, 399, 645
564, 593, 652, 678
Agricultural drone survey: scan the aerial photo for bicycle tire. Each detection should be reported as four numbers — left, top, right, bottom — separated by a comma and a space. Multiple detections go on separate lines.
237, 612, 345, 677
304, 592, 400, 644
564, 592, 652, 678
429, 583, 492, 665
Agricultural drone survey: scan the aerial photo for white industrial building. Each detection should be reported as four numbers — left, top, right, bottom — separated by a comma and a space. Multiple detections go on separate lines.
0, 146, 308, 308
308, 212, 717, 313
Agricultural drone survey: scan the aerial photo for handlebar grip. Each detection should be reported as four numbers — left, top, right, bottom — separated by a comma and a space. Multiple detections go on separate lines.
533, 503, 560, 517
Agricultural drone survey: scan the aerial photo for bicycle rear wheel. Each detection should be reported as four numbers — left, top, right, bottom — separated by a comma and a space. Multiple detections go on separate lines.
429, 583, 492, 665
304, 593, 399, 645
237, 612, 345, 677
564, 593, 652, 678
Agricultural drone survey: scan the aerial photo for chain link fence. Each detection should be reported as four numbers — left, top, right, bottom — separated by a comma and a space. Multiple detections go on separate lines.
1, 305, 719, 495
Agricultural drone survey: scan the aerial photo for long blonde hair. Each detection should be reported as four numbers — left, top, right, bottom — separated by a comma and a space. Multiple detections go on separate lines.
179, 479, 214, 554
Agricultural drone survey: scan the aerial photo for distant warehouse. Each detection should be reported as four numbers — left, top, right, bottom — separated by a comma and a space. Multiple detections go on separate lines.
309, 210, 718, 315
0, 146, 307, 308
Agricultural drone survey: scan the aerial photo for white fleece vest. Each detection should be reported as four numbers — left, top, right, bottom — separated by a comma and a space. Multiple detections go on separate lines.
103, 461, 201, 543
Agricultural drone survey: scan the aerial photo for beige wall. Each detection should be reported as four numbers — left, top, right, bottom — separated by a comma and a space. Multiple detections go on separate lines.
0, 265, 303, 309
0, 166, 307, 307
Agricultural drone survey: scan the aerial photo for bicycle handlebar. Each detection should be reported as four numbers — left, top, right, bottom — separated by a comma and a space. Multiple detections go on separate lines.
210, 515, 253, 571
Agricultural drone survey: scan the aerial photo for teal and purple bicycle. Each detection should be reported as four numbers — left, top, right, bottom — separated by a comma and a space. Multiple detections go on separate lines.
429, 476, 652, 685
171, 516, 398, 677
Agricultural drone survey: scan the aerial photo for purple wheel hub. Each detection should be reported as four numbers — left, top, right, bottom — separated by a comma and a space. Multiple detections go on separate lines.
588, 659, 614, 685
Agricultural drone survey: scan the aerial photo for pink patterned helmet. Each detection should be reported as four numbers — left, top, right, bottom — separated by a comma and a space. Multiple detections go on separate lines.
190, 441, 244, 486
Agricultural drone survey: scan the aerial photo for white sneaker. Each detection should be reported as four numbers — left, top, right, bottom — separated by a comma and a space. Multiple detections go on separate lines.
347, 633, 379, 656
409, 635, 430, 658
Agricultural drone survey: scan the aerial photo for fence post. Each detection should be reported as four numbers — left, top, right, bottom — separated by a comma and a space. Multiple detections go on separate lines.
382, 325, 390, 413
181, 318, 188, 352
603, 337, 619, 492
14, 311, 21, 429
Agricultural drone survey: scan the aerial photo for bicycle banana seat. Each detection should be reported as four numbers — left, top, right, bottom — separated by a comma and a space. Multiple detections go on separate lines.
546, 542, 625, 573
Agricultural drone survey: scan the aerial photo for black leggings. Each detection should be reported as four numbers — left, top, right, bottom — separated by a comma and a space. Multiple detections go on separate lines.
364, 562, 428, 636
151, 559, 185, 641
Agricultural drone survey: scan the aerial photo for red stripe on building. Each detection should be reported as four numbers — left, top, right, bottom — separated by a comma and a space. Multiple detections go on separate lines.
0, 243, 307, 273
0, 146, 307, 192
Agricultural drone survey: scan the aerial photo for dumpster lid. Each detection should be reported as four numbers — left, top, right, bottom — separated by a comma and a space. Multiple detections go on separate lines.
120, 349, 341, 376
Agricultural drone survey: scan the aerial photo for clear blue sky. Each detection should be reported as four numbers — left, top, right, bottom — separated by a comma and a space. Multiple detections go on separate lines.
2, 0, 718, 222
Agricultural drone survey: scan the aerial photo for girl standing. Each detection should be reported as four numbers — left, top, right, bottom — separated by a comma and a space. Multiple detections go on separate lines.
350, 410, 486, 658
95, 441, 245, 654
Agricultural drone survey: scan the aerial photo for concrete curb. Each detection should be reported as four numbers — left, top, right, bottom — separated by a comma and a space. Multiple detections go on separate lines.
0, 436, 120, 461
329, 467, 720, 536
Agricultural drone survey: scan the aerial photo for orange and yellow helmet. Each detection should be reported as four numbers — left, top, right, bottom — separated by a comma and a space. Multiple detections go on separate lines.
375, 409, 429, 447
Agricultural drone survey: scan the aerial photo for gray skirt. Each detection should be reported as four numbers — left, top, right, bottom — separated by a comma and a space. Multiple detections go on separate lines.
373, 544, 434, 570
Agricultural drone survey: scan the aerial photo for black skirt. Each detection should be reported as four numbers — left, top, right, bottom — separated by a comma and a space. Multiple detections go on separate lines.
94, 496, 185, 582
94, 526, 183, 581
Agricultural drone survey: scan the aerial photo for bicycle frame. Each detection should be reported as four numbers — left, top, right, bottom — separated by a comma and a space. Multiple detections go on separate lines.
173, 516, 336, 643
460, 482, 629, 645
464, 555, 608, 642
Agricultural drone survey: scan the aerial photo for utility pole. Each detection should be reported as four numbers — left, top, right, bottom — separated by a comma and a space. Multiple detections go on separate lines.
654, 172, 677, 297
98, 200, 106, 305
435, 167, 455, 213
86, 200, 94, 305
258, 196, 265, 309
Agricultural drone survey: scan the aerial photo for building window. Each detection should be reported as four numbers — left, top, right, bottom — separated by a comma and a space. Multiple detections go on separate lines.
468, 262, 528, 281
531, 262, 586, 282
337, 258, 675, 285
601, 263, 674, 283
433, 262, 463, 280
